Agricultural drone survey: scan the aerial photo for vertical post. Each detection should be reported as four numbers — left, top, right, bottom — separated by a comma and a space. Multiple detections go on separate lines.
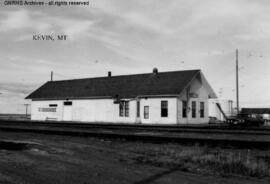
24, 104, 29, 118
51, 71, 53, 81
236, 49, 239, 114
186, 86, 190, 124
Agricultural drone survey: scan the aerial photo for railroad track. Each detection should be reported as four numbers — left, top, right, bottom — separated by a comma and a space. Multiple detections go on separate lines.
0, 119, 270, 149
0, 119, 270, 135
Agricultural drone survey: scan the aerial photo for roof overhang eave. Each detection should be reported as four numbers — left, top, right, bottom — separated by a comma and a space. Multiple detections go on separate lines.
28, 94, 180, 101
136, 94, 179, 98
29, 96, 112, 101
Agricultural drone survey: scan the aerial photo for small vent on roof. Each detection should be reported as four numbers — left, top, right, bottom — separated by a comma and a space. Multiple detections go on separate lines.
108, 71, 112, 77
153, 68, 158, 75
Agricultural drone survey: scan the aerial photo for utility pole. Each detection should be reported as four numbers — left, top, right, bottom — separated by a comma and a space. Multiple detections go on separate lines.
51, 71, 53, 81
236, 49, 239, 114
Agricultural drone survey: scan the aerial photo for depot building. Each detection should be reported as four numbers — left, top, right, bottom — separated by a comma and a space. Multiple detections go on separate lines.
26, 69, 217, 124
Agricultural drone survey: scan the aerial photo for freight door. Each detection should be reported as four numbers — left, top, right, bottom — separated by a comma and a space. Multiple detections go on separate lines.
63, 101, 73, 121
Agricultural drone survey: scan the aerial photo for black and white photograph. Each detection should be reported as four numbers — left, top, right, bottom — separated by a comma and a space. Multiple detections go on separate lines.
0, 0, 270, 183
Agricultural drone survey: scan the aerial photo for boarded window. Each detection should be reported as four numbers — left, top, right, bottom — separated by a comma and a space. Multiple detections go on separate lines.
161, 101, 168, 117
182, 101, 187, 118
64, 101, 72, 106
137, 101, 140, 117
144, 106, 149, 119
200, 102, 205, 118
192, 101, 196, 118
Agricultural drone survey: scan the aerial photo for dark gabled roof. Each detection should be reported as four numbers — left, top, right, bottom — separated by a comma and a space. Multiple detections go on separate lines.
26, 70, 202, 100
241, 108, 270, 114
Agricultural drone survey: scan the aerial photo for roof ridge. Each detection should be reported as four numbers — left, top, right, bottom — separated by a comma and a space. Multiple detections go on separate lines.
48, 69, 201, 83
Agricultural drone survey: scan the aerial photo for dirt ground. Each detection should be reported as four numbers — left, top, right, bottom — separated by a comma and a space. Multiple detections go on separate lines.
0, 131, 269, 184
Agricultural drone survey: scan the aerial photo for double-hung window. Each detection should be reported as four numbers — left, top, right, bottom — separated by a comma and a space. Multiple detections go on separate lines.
161, 101, 168, 117
124, 101, 129, 117
200, 102, 205, 118
119, 101, 129, 117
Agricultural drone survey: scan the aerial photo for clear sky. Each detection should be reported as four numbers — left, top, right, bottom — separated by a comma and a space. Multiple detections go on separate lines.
0, 0, 270, 113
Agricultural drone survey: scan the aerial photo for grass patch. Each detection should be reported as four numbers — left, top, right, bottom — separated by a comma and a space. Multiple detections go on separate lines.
132, 144, 270, 178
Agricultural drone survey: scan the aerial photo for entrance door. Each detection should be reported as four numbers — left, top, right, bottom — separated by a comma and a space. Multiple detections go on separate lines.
135, 101, 141, 124
63, 101, 72, 121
